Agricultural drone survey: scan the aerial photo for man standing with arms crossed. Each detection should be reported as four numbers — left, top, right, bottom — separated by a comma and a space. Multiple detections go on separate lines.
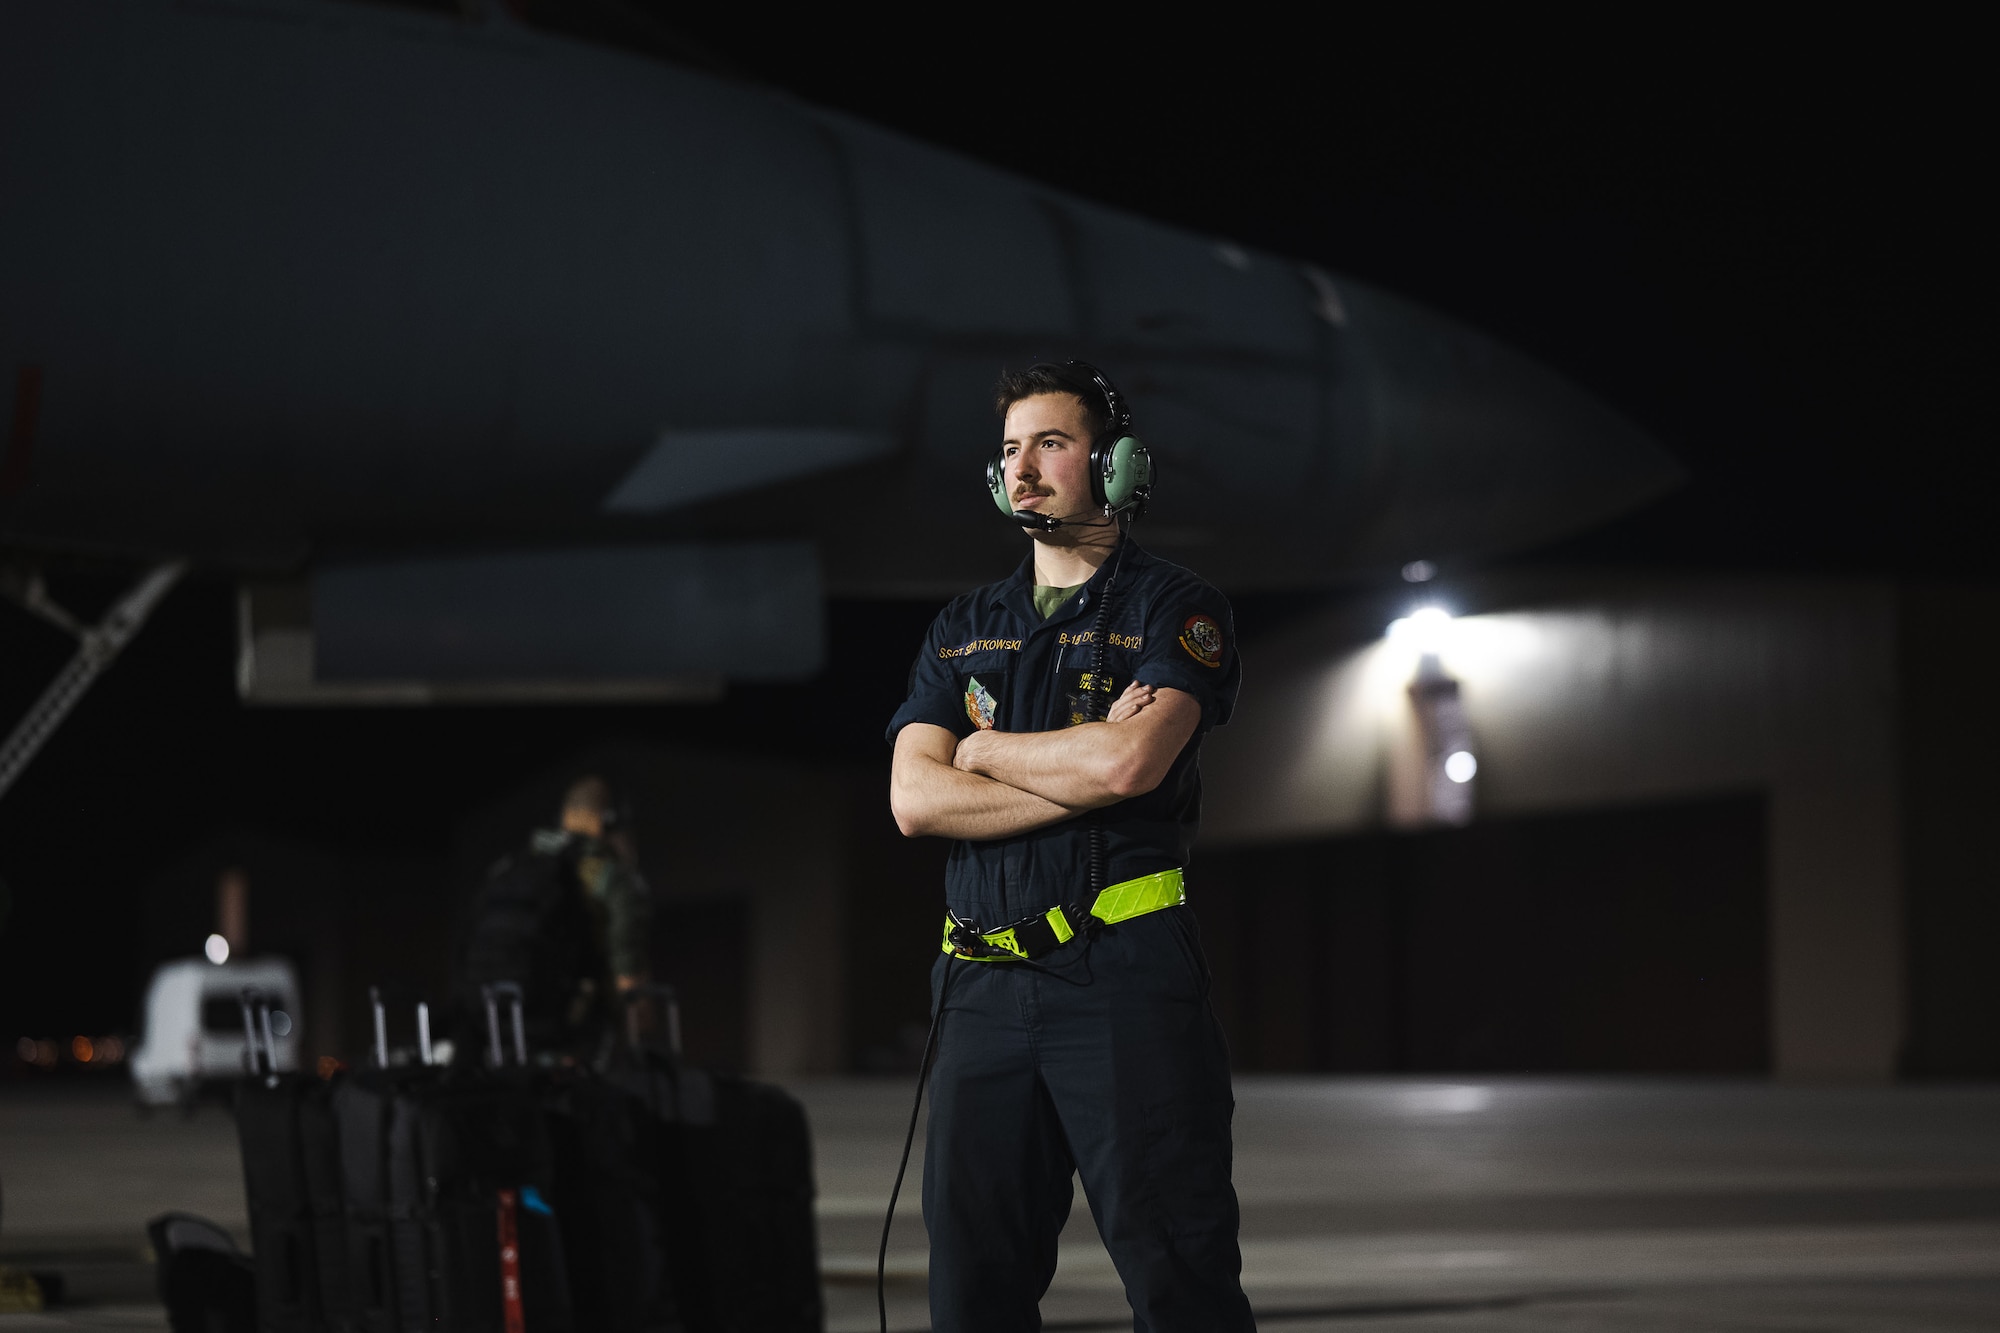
887, 362, 1255, 1332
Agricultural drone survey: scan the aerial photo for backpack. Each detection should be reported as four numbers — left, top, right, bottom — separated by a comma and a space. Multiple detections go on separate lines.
454, 836, 604, 1051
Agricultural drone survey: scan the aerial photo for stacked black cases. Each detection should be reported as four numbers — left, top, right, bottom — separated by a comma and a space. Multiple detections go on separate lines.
598, 1053, 709, 1329
547, 1073, 682, 1332
683, 1075, 822, 1333
333, 1070, 418, 1333
336, 1068, 574, 1332
236, 1073, 349, 1332
410, 1075, 573, 1331
278, 981, 819, 1331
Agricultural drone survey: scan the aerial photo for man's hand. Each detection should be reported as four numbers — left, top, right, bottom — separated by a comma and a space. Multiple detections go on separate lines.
1107, 679, 1156, 723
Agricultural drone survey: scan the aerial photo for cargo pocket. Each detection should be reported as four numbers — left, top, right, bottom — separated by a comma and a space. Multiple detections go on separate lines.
1160, 906, 1211, 998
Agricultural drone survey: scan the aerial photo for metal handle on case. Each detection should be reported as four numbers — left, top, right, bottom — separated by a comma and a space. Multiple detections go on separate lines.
363, 985, 439, 1068
259, 1001, 279, 1078
369, 985, 389, 1069
238, 986, 272, 1078
481, 982, 528, 1067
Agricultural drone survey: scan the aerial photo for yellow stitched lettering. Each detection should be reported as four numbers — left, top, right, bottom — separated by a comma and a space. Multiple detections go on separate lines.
939, 638, 1023, 659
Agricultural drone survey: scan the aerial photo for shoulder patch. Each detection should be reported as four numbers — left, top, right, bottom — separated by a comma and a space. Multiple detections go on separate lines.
1178, 613, 1225, 668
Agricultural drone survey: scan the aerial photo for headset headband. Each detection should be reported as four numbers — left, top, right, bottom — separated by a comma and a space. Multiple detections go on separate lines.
1029, 360, 1132, 440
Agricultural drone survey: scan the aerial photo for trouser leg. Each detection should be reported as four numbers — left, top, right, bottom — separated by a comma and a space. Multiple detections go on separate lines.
1037, 907, 1256, 1333
923, 955, 1076, 1333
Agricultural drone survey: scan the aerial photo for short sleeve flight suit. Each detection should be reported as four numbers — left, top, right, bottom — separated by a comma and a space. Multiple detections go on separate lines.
886, 540, 1256, 1333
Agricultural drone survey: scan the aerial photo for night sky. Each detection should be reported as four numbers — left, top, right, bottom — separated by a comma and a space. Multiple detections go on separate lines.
1, 5, 1990, 1037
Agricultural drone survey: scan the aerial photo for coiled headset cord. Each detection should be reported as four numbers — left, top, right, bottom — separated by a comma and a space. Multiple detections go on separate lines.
876, 519, 1130, 1333
1084, 520, 1131, 895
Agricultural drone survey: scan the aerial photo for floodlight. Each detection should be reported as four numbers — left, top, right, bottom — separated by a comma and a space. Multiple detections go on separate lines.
1388, 605, 1454, 653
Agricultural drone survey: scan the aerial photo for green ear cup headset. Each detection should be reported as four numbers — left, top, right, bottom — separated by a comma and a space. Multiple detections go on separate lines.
985, 360, 1155, 524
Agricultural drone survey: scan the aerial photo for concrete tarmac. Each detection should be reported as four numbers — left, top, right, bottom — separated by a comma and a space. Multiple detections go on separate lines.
4, 1076, 1999, 1330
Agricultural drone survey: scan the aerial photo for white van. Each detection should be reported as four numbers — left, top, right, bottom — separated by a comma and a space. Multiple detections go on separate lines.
130, 957, 302, 1107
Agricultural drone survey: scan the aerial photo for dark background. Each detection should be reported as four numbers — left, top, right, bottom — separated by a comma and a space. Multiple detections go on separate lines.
599, 3, 1993, 575
2, 4, 1991, 1066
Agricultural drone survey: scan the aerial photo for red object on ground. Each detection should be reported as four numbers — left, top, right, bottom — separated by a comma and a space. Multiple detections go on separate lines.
497, 1188, 525, 1333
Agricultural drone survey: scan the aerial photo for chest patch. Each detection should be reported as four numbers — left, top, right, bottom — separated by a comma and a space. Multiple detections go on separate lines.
1179, 614, 1225, 668
1062, 668, 1118, 727
964, 676, 999, 731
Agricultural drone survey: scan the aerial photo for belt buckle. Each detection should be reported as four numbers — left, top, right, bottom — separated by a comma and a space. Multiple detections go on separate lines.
946, 913, 1010, 960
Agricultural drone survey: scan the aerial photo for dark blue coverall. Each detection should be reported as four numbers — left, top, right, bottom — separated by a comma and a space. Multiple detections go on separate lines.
886, 540, 1257, 1333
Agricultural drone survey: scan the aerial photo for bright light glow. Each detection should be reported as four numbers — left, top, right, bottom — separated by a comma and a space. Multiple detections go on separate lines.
1445, 750, 1478, 784
1401, 559, 1437, 583
1374, 609, 1548, 692
204, 933, 230, 964
1387, 605, 1454, 654
1403, 1084, 1494, 1115
71, 1035, 95, 1063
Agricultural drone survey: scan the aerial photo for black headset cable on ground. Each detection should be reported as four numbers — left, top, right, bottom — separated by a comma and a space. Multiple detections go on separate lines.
879, 956, 955, 1333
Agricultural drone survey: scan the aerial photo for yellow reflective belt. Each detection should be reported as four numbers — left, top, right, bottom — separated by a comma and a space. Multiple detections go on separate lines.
1090, 868, 1186, 925
940, 868, 1186, 961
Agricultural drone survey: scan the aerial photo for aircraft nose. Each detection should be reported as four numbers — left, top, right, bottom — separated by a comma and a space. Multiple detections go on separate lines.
1090, 273, 1682, 585
1324, 276, 1684, 571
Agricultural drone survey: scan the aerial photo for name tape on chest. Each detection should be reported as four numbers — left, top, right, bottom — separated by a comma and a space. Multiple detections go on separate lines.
940, 637, 1023, 659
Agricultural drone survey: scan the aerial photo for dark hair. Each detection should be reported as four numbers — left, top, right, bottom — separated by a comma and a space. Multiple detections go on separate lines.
993, 364, 1109, 441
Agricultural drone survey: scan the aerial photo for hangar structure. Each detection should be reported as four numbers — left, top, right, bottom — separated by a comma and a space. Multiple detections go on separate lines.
7, 0, 1990, 1089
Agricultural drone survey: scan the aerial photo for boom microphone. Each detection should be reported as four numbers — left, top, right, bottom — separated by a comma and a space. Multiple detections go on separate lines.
1012, 508, 1113, 532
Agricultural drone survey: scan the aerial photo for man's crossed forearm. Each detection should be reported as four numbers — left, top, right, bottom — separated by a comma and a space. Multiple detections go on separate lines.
890, 682, 1198, 842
